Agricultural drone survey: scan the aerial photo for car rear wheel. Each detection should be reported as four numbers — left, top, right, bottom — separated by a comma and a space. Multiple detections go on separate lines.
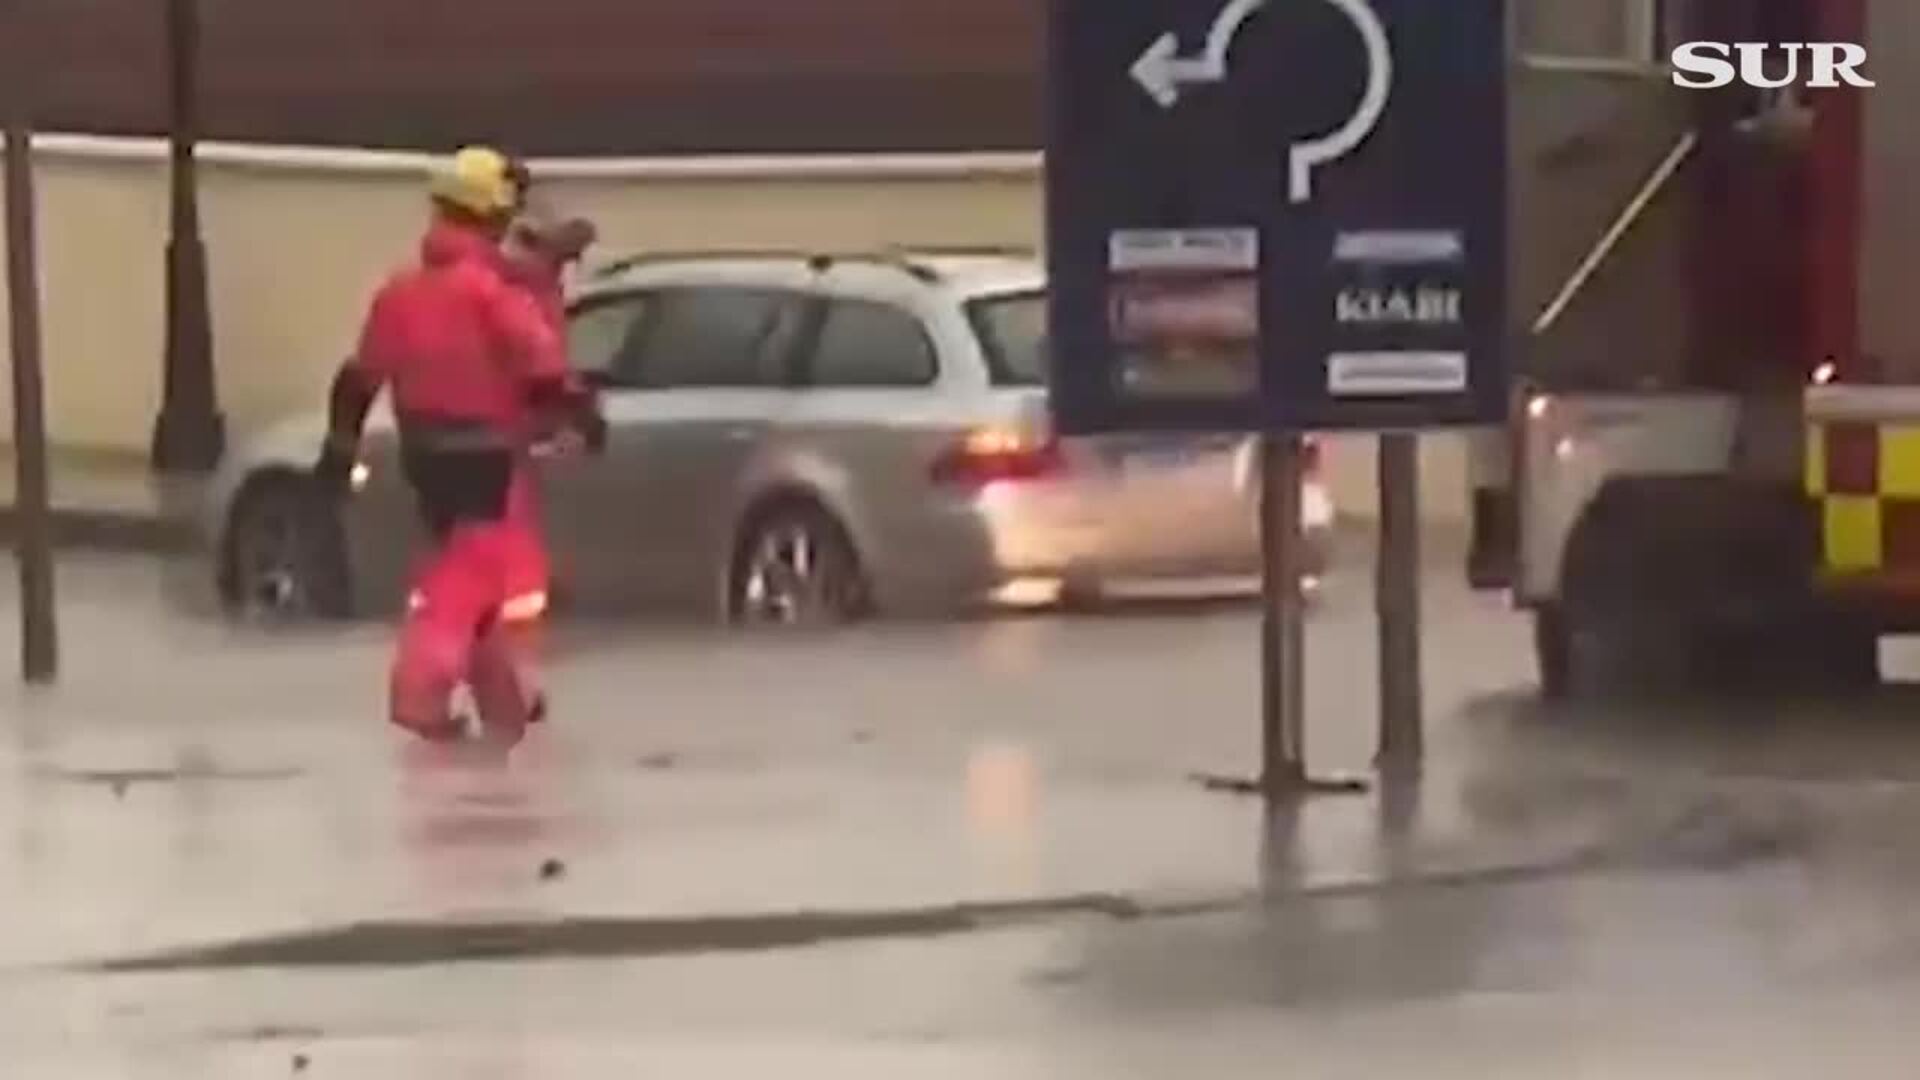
728, 502, 870, 628
222, 476, 350, 623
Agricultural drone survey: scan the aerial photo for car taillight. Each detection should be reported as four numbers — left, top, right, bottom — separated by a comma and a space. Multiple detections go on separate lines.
930, 426, 1065, 488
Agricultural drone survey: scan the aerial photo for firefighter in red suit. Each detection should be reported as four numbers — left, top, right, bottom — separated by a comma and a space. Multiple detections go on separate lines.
313, 147, 604, 748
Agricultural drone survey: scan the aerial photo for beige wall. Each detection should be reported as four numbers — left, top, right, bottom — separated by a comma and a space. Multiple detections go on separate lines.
0, 135, 1467, 523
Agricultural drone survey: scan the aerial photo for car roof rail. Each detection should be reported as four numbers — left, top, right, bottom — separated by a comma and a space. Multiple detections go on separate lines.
896, 243, 1036, 259
590, 248, 820, 279
591, 248, 943, 283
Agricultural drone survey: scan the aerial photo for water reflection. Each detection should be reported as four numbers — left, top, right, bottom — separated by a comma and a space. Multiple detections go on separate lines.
965, 739, 1041, 891
1057, 770, 1508, 1054
395, 737, 564, 914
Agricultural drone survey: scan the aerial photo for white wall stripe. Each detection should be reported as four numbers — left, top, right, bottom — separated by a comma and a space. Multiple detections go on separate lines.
16, 133, 1044, 182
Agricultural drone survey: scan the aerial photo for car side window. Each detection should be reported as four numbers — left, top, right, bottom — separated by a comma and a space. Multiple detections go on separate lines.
807, 299, 938, 388
565, 294, 650, 381
625, 287, 799, 389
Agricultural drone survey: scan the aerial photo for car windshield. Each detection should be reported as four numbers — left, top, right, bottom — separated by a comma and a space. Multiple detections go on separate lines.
966, 290, 1048, 386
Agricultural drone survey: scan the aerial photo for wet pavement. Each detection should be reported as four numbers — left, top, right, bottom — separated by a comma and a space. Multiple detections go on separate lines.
0, 451, 202, 552
9, 551, 1920, 1074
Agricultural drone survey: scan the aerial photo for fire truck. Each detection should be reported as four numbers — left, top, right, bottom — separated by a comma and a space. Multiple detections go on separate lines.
1473, 0, 1906, 698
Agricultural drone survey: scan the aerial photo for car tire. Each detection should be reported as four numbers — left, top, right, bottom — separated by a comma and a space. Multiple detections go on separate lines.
221, 475, 351, 623
727, 500, 870, 628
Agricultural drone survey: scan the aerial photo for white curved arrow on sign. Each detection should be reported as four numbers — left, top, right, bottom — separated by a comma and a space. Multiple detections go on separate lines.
1131, 0, 1268, 107
1288, 0, 1392, 205
1129, 0, 1394, 205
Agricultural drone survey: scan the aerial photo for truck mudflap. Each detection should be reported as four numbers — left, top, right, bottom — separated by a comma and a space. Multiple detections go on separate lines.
1465, 426, 1515, 590
1813, 575, 1920, 633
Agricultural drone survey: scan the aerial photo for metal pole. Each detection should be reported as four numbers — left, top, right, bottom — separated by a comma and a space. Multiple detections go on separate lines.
1375, 431, 1423, 775
151, 0, 223, 474
1197, 433, 1366, 800
4, 4, 58, 685
1259, 432, 1309, 792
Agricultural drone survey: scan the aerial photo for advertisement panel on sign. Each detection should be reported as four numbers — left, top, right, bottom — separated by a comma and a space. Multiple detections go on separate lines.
1107, 227, 1260, 399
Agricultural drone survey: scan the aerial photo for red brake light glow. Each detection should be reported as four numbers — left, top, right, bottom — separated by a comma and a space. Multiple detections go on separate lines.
931, 426, 1065, 487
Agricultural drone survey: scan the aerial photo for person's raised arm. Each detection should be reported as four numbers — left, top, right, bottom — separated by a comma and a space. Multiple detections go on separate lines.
313, 291, 396, 495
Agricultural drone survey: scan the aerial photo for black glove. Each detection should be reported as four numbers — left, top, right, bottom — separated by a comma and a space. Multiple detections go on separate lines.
312, 439, 357, 499
317, 365, 375, 498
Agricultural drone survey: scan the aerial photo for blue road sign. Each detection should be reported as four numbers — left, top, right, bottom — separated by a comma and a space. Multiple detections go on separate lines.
1046, 0, 1508, 433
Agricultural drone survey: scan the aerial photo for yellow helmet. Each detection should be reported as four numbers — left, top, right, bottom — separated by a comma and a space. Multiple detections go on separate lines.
427, 146, 529, 220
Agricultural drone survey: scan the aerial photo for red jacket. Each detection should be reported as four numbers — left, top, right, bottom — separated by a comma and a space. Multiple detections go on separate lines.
348, 219, 570, 443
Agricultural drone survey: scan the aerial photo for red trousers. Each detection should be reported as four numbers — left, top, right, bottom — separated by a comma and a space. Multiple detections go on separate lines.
390, 466, 549, 747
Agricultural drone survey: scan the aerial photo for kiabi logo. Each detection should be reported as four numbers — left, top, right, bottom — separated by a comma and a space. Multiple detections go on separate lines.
1670, 42, 1874, 89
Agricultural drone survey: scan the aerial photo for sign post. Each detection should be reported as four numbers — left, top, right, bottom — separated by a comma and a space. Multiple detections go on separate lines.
1260, 436, 1306, 788
1376, 431, 1421, 776
1254, 432, 1361, 794
3, 0, 58, 684
1047, 0, 1507, 798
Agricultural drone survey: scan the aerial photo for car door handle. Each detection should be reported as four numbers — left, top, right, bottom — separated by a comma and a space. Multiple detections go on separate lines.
723, 427, 758, 442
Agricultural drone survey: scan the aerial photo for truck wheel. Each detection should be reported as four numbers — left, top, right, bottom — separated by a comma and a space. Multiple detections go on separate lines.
1698, 618, 1879, 696
1534, 604, 1573, 701
1535, 601, 1698, 702
1797, 623, 1880, 694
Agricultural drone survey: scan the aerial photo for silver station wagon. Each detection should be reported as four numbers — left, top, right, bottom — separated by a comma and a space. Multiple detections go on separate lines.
210, 250, 1334, 625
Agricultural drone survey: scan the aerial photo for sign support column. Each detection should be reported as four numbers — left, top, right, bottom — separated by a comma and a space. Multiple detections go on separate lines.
1260, 434, 1308, 790
1263, 433, 1367, 796
1047, 0, 1507, 804
1375, 431, 1422, 775
3, 0, 58, 684
1202, 433, 1365, 799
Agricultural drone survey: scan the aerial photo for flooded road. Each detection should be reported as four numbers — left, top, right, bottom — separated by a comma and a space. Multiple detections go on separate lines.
7, 553, 1920, 1075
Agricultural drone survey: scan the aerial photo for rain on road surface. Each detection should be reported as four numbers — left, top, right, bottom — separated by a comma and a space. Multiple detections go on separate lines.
9, 550, 1920, 1075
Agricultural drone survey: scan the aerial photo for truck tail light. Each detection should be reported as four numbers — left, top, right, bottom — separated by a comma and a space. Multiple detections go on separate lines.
1300, 436, 1322, 476
930, 425, 1065, 488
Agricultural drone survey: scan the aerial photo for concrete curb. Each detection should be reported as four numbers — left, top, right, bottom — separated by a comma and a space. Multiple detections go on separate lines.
0, 509, 200, 555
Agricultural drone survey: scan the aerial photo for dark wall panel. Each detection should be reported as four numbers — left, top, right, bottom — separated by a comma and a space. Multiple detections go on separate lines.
24, 0, 1044, 154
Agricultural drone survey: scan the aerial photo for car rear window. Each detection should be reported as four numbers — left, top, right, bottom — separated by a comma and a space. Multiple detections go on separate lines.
966, 291, 1048, 387
809, 299, 938, 387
